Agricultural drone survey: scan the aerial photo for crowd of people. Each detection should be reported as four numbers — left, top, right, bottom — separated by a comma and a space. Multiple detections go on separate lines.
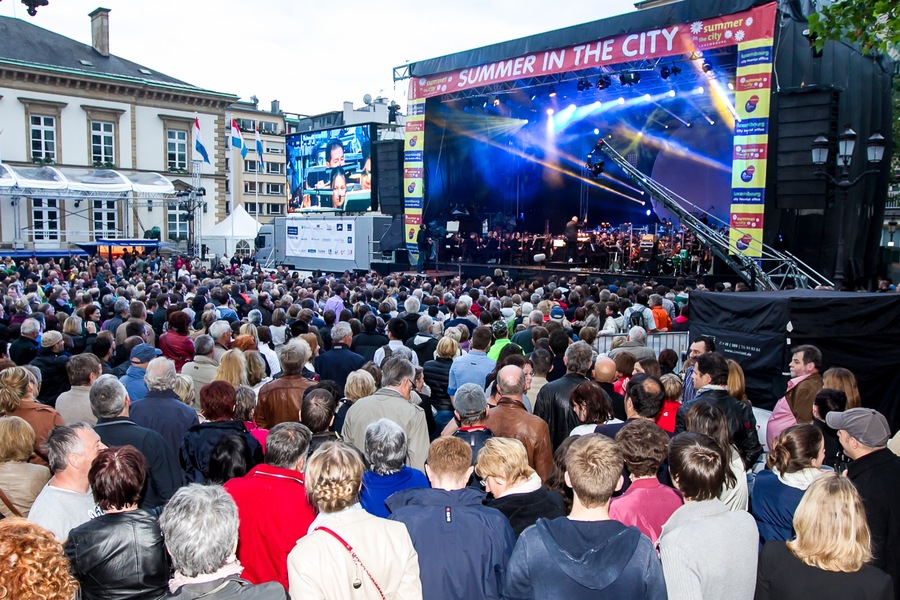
0, 252, 898, 599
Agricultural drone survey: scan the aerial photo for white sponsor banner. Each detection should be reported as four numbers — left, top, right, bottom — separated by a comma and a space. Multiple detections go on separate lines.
285, 219, 356, 261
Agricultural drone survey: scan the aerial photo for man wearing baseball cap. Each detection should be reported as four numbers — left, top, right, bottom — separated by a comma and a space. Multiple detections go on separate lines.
30, 330, 70, 407
827, 407, 900, 594
487, 319, 513, 361
119, 342, 162, 403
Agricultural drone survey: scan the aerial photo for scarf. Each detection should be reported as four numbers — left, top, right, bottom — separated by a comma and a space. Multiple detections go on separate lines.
168, 555, 244, 593
773, 466, 823, 491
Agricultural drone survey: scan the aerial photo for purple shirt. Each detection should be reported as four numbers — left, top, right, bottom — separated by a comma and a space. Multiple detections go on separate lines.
609, 477, 683, 545
323, 295, 346, 317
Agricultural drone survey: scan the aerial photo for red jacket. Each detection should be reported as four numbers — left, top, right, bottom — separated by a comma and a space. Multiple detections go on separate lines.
224, 463, 316, 588
158, 331, 195, 373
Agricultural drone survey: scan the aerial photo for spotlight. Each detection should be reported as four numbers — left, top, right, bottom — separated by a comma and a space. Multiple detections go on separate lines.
546, 108, 555, 116
530, 93, 537, 101
671, 65, 682, 76
727, 82, 735, 91
619, 72, 641, 86
643, 94, 652, 102
617, 97, 625, 105
702, 61, 713, 73
695, 86, 705, 94
548, 86, 557, 97
568, 104, 576, 111
594, 128, 600, 135
660, 65, 671, 79
646, 209, 652, 216
668, 90, 676, 98
492, 95, 501, 107
585, 160, 604, 178
577, 79, 590, 92
596, 75, 612, 90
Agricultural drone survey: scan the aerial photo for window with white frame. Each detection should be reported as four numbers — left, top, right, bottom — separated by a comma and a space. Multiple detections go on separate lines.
245, 202, 258, 215
92, 199, 118, 238
30, 115, 57, 162
268, 203, 284, 215
265, 163, 284, 175
32, 198, 60, 241
167, 207, 188, 241
237, 118, 255, 132
91, 121, 115, 165
266, 142, 285, 154
266, 183, 284, 196
167, 129, 188, 171
245, 160, 259, 173
244, 181, 258, 194
259, 121, 279, 134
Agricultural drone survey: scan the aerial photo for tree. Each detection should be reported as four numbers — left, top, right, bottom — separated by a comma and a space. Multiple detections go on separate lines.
807, 1, 899, 58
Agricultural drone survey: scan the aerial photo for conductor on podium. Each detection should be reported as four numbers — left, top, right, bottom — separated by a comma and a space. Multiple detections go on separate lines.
565, 216, 583, 264
417, 223, 432, 273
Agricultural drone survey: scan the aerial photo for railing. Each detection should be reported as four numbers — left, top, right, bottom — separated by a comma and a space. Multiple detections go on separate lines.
594, 331, 690, 371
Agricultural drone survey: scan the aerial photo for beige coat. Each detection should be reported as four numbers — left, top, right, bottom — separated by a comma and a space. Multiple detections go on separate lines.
0, 461, 51, 518
182, 355, 219, 408
287, 507, 421, 600
341, 388, 429, 471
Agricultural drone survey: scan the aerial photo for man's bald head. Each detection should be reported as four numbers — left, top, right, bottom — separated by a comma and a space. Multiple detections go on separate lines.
593, 357, 617, 383
496, 365, 525, 397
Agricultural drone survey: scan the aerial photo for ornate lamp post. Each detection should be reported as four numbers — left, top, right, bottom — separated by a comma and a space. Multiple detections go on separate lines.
811, 128, 885, 289
0, 0, 49, 16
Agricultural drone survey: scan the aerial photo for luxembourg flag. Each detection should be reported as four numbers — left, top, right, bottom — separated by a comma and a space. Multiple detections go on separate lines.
255, 128, 265, 168
230, 119, 248, 159
193, 117, 210, 164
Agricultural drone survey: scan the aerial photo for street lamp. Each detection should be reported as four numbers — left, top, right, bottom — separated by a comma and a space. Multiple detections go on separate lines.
889, 221, 897, 248
811, 128, 885, 289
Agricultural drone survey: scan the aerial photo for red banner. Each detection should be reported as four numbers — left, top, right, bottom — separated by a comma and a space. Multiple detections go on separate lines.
408, 3, 777, 100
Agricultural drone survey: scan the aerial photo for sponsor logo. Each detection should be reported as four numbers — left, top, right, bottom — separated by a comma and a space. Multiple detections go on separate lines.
287, 226, 298, 236
740, 165, 756, 182
409, 135, 418, 147
408, 228, 416, 240
336, 224, 343, 231
745, 95, 760, 112
735, 233, 753, 251
408, 181, 416, 193
347, 237, 353, 244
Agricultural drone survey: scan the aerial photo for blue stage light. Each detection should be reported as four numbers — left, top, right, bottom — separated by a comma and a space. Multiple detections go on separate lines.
546, 108, 555, 116
668, 90, 676, 98
594, 128, 600, 135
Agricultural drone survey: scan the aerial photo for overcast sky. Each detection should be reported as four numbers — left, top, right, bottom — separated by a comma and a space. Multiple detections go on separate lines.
1, 0, 636, 116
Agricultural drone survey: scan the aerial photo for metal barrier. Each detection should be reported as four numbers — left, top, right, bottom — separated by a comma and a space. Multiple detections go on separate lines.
595, 332, 690, 370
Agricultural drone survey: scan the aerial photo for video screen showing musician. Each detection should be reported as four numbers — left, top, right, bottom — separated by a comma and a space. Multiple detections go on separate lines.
286, 125, 372, 213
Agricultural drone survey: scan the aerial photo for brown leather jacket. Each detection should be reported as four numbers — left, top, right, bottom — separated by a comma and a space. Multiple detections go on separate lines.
786, 372, 824, 422
485, 396, 554, 481
256, 374, 314, 428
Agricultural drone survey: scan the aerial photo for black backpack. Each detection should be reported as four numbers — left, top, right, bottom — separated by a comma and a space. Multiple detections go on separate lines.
628, 309, 645, 329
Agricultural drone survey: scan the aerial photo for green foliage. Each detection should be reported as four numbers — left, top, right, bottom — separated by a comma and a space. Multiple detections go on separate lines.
806, 1, 899, 57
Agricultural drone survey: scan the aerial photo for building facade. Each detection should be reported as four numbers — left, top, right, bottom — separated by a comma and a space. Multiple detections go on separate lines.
0, 9, 237, 252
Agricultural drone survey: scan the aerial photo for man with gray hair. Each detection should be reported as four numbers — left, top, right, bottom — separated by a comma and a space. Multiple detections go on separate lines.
257, 339, 315, 428
485, 365, 554, 480
405, 314, 438, 367
511, 309, 544, 354
102, 297, 130, 334
209, 320, 233, 362
181, 334, 219, 408
360, 418, 429, 518
342, 356, 429, 471
29, 423, 106, 541
607, 326, 657, 362
535, 340, 596, 449
160, 484, 287, 598
10, 317, 41, 365
313, 321, 365, 397
129, 357, 198, 456
224, 422, 316, 588
400, 296, 422, 343
115, 300, 155, 346
90, 374, 181, 509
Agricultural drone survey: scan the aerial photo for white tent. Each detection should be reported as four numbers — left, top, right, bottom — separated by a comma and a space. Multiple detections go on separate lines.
203, 205, 261, 257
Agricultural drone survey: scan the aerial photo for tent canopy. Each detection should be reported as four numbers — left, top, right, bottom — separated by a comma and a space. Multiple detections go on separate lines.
0, 163, 175, 196
206, 205, 261, 238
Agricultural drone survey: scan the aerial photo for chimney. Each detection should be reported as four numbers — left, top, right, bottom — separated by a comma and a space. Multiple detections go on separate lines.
89, 8, 110, 57
271, 100, 281, 114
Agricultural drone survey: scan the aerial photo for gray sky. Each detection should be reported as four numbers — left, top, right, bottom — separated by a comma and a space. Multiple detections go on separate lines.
0, 0, 636, 116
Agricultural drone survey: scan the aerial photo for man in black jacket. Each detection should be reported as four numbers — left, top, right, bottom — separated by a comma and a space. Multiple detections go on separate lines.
535, 341, 594, 449
593, 356, 626, 421
90, 374, 182, 508
9, 317, 40, 366
351, 314, 389, 363
30, 330, 71, 407
674, 352, 763, 469
314, 322, 365, 396
827, 407, 900, 598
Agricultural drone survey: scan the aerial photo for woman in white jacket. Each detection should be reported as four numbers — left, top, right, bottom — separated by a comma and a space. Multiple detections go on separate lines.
287, 442, 422, 600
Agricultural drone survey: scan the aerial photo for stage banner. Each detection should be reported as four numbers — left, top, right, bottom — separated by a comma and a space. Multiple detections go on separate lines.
729, 38, 774, 257
404, 98, 426, 263
284, 219, 357, 262
408, 2, 778, 100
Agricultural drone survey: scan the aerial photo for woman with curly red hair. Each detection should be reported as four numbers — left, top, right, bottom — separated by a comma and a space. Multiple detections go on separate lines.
0, 518, 79, 599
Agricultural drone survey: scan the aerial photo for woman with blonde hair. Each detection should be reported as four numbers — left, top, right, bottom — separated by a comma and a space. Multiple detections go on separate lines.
244, 350, 270, 391
753, 423, 827, 544
755, 472, 893, 599
287, 441, 422, 599
822, 367, 861, 409
62, 314, 93, 355
726, 359, 751, 406
0, 518, 79, 599
422, 336, 458, 426
0, 367, 63, 465
333, 369, 376, 433
475, 437, 566, 536
191, 309, 217, 340
214, 349, 248, 388
0, 416, 51, 517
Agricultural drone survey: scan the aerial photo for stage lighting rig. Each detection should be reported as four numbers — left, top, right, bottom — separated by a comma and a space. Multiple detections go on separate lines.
702, 61, 713, 73
585, 140, 605, 178
596, 75, 612, 90
548, 86, 557, 97
577, 79, 590, 92
619, 72, 641, 86
660, 65, 671, 79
